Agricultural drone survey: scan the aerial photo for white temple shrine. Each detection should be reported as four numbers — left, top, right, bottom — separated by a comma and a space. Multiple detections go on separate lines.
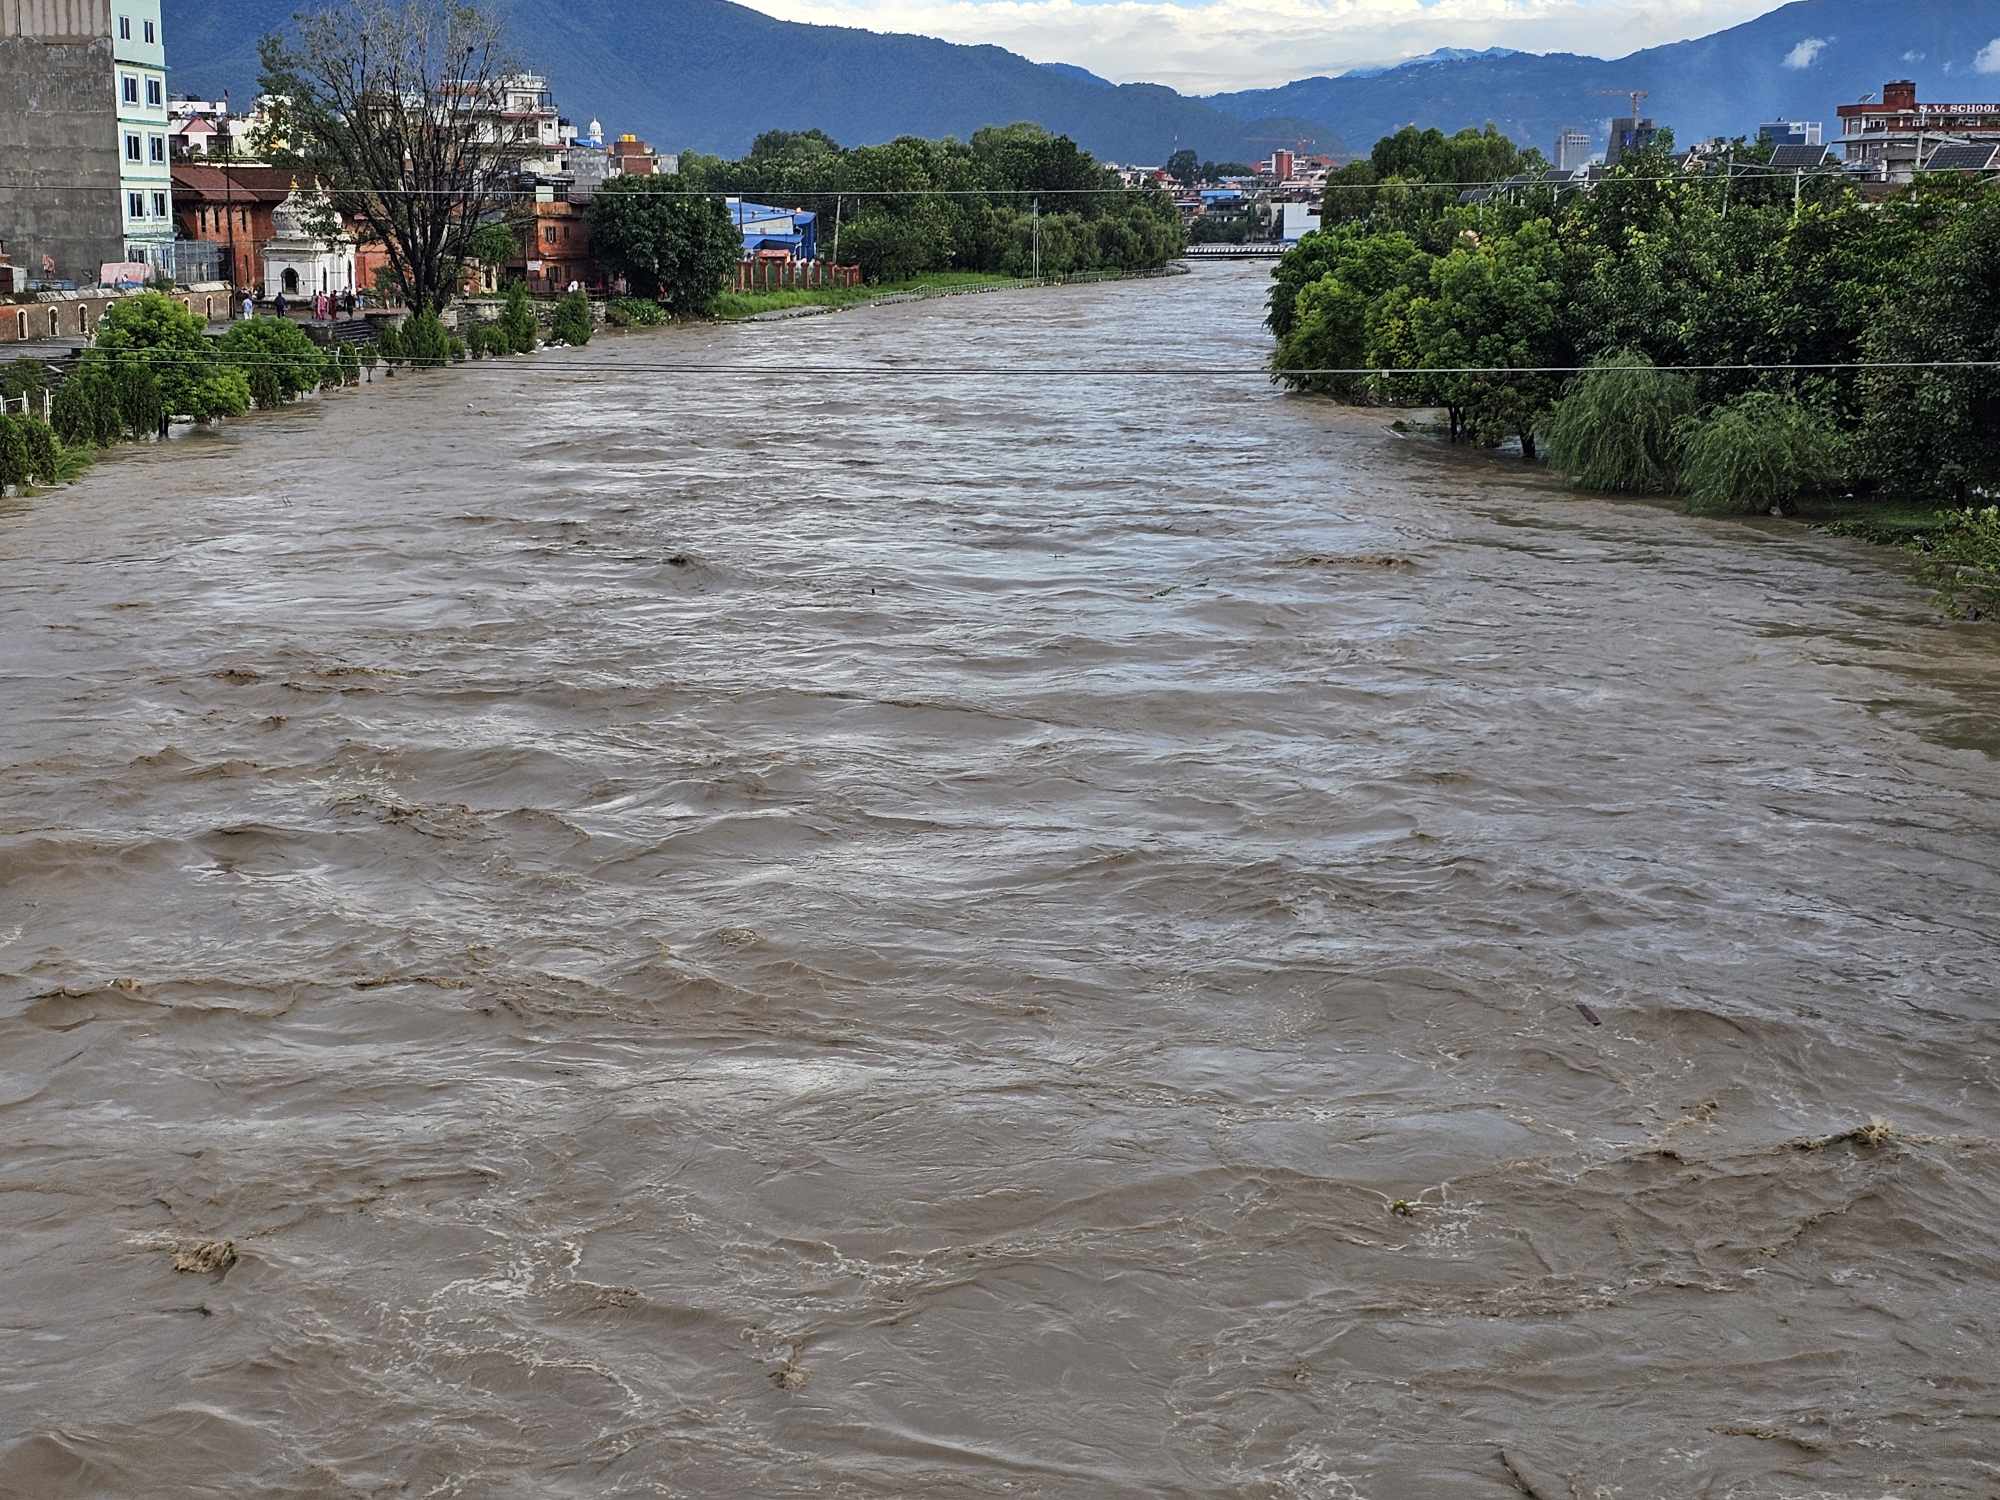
261, 183, 356, 299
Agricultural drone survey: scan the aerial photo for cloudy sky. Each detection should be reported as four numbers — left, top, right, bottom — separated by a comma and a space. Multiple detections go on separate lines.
743, 0, 1792, 93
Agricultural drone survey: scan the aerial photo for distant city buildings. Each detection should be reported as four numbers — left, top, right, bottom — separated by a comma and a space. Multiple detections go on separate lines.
1554, 128, 1592, 171
1604, 115, 1661, 167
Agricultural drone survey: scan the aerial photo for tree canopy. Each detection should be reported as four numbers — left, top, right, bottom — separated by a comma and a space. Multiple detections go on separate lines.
1269, 129, 2000, 507
588, 180, 741, 314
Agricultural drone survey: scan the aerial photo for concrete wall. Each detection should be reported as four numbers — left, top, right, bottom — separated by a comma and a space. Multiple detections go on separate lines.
0, 32, 124, 284
2, 0, 111, 37
0, 285, 235, 345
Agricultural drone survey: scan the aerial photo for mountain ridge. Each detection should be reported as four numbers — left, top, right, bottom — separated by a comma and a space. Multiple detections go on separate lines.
160, 0, 2000, 165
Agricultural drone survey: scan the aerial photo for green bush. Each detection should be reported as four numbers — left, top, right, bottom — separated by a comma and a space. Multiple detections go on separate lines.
218, 315, 324, 408
49, 361, 122, 448
376, 323, 404, 365
1680, 393, 1845, 516
2, 358, 51, 404
399, 311, 451, 369
111, 359, 165, 438
1539, 350, 1698, 493
1914, 506, 2000, 620
359, 341, 380, 372
448, 335, 468, 363
605, 297, 665, 328
93, 291, 246, 422
0, 414, 29, 493
498, 281, 538, 354
337, 345, 362, 386
17, 415, 61, 483
550, 290, 592, 346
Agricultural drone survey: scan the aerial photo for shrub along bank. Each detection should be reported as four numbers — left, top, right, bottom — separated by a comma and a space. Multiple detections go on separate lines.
1268, 130, 2000, 618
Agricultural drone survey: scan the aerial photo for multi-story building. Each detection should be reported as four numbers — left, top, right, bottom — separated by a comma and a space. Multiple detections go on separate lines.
1837, 79, 2000, 183
1554, 128, 1592, 171
1, 0, 134, 283
111, 0, 172, 275
1604, 116, 1662, 167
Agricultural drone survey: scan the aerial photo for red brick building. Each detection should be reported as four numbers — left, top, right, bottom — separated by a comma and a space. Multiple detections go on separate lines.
170, 163, 292, 292
512, 198, 598, 293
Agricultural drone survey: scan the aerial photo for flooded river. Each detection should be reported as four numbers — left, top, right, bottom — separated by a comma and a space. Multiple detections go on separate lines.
3, 264, 1999, 1498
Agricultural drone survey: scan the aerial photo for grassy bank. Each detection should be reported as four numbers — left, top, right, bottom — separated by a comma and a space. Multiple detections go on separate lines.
714, 272, 1017, 320
1803, 499, 1951, 547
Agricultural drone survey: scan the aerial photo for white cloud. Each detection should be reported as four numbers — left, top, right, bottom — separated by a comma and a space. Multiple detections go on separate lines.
1975, 38, 2000, 74
1782, 36, 1828, 69
741, 0, 1786, 94
1901, 49, 1924, 63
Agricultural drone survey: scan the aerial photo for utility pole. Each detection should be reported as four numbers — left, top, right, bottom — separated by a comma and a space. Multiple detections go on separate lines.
831, 194, 843, 273
1794, 167, 1802, 219
1032, 196, 1040, 281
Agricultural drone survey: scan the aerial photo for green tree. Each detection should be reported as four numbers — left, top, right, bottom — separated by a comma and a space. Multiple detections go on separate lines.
93, 292, 250, 423
49, 361, 123, 448
467, 220, 520, 280
112, 361, 165, 438
587, 179, 741, 314
1539, 351, 1697, 493
1680, 393, 1845, 515
1270, 227, 1430, 399
497, 280, 539, 353
1393, 221, 1570, 457
0, 414, 29, 494
1165, 149, 1199, 188
1856, 187, 2000, 504
219, 315, 327, 407
257, 0, 534, 312
398, 309, 453, 368
549, 289, 592, 346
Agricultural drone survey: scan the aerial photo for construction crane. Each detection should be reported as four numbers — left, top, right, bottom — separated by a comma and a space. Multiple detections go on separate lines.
1596, 88, 1650, 120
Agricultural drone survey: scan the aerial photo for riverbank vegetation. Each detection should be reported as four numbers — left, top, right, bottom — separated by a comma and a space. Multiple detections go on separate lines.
674, 124, 1185, 285
0, 294, 383, 497
1269, 128, 2000, 615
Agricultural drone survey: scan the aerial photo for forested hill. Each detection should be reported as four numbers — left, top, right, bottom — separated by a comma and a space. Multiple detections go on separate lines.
158, 0, 1289, 163
1202, 0, 2000, 155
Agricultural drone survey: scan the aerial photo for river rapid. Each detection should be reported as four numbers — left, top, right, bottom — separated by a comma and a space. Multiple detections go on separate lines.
3, 263, 1998, 1499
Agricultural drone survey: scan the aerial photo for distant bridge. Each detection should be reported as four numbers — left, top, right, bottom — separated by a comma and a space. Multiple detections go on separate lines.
1179, 243, 1289, 260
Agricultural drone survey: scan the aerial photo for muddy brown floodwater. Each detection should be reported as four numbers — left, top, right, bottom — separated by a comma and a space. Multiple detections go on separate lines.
4, 264, 2000, 1499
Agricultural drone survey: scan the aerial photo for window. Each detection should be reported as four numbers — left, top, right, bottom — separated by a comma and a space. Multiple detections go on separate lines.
119, 15, 130, 37
149, 135, 165, 162
125, 133, 141, 162
129, 191, 144, 219
543, 226, 557, 244
152, 191, 168, 218
122, 74, 138, 104
147, 78, 161, 107
143, 19, 154, 42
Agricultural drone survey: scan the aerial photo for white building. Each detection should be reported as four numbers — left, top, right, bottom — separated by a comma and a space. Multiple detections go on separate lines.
261, 183, 355, 299
112, 0, 173, 275
1276, 201, 1321, 244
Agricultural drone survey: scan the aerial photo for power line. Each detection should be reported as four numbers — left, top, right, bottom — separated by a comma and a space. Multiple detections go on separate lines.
38, 351, 2000, 377
2, 164, 1994, 198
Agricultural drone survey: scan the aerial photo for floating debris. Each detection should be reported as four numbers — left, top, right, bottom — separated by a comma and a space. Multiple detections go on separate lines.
172, 1240, 237, 1276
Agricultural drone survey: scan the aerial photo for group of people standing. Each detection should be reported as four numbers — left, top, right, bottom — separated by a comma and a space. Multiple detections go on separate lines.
242, 288, 361, 321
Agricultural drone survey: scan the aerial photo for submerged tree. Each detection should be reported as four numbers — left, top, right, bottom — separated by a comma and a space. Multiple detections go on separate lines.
257, 0, 535, 312
1539, 351, 1697, 493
